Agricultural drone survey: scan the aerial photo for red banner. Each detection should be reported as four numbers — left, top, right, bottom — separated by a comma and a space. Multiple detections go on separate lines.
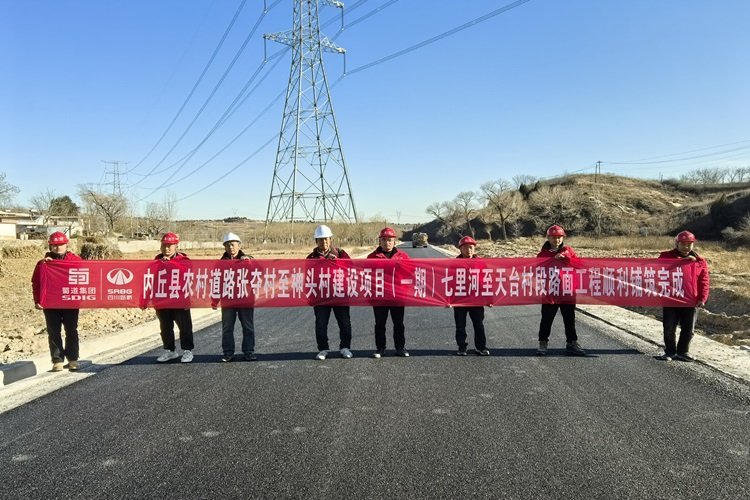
36, 258, 699, 309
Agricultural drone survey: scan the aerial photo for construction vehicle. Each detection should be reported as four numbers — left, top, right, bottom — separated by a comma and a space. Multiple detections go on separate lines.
412, 232, 428, 248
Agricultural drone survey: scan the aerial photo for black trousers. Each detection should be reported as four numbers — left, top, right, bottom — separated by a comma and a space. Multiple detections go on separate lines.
373, 306, 405, 350
538, 303, 577, 342
155, 308, 194, 351
314, 305, 352, 351
44, 308, 80, 363
662, 307, 697, 356
454, 306, 486, 350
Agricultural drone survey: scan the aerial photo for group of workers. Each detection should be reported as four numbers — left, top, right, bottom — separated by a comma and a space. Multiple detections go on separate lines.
31, 224, 709, 372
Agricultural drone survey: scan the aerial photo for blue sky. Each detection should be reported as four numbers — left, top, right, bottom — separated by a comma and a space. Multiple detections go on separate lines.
2, 0, 749, 224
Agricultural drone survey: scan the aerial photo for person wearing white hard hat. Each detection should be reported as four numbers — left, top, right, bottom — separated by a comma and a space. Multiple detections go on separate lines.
657, 231, 710, 362
367, 227, 410, 358
452, 236, 490, 356
216, 232, 257, 362
307, 225, 353, 360
31, 231, 83, 372
536, 225, 585, 356
153, 232, 195, 364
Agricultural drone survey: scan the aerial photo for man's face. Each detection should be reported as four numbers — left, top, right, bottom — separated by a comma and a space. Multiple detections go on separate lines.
224, 241, 241, 258
49, 243, 67, 256
161, 243, 177, 258
379, 237, 396, 252
676, 241, 694, 256
460, 244, 475, 258
316, 237, 331, 253
547, 235, 564, 248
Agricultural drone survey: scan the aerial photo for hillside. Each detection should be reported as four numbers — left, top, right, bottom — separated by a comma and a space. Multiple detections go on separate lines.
412, 174, 750, 245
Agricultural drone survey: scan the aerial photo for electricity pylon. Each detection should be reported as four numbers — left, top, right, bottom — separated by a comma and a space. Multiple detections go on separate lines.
263, 0, 358, 240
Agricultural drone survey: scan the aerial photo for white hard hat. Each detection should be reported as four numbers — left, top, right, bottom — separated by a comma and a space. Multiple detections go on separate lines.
314, 225, 333, 239
223, 232, 242, 244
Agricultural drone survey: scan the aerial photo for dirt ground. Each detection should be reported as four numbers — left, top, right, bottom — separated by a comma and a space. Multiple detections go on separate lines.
2, 239, 748, 365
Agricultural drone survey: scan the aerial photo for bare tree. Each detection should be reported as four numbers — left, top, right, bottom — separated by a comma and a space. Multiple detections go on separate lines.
453, 191, 478, 236
78, 184, 128, 235
30, 188, 57, 225
0, 172, 20, 207
512, 174, 538, 188
479, 179, 527, 239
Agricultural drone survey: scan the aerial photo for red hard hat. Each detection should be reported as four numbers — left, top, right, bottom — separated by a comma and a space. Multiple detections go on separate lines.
458, 236, 476, 247
379, 227, 397, 238
161, 232, 180, 244
546, 225, 566, 237
48, 231, 69, 245
675, 231, 696, 243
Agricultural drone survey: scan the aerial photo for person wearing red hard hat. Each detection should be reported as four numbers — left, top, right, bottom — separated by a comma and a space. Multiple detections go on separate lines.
367, 226, 410, 358
153, 232, 195, 364
214, 232, 256, 362
452, 236, 490, 356
31, 231, 83, 372
307, 225, 353, 360
657, 231, 710, 362
536, 225, 586, 356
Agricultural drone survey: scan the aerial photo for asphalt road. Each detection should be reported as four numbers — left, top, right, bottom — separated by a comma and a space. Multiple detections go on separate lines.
1, 245, 749, 499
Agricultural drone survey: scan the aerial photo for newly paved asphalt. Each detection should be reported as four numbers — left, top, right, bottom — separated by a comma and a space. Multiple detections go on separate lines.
1, 246, 749, 499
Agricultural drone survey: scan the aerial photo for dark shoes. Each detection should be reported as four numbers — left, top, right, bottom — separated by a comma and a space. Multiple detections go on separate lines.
457, 347, 468, 356
244, 353, 257, 361
674, 352, 695, 362
565, 342, 586, 356
372, 349, 385, 359
396, 349, 410, 357
221, 354, 234, 362
476, 348, 490, 356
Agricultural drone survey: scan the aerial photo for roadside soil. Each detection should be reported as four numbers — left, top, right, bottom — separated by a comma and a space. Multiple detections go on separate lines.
2, 239, 748, 365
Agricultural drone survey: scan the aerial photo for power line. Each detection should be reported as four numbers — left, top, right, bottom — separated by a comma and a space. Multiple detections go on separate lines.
133, 4, 280, 185
130, 0, 250, 174
340, 0, 531, 77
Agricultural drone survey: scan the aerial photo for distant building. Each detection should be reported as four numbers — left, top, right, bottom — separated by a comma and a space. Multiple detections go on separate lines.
0, 210, 83, 240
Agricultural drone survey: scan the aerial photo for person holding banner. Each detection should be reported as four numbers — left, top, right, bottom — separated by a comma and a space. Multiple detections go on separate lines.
658, 231, 710, 362
536, 225, 586, 356
307, 225, 353, 360
215, 232, 256, 362
153, 232, 195, 364
452, 236, 490, 356
368, 227, 411, 358
31, 231, 82, 372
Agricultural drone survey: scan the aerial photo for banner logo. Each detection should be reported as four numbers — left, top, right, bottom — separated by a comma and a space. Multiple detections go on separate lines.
107, 268, 134, 285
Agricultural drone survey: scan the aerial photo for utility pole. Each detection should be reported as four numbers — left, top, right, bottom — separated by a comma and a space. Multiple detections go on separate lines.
595, 160, 602, 183
102, 160, 128, 196
263, 0, 358, 243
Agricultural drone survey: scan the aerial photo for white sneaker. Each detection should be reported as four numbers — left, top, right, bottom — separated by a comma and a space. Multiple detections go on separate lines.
316, 350, 328, 360
181, 350, 194, 363
157, 350, 180, 363
340, 348, 353, 359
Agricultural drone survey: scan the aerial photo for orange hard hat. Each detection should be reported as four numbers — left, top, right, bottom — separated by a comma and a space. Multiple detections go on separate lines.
546, 225, 566, 237
48, 231, 69, 245
675, 231, 696, 243
379, 227, 397, 238
161, 232, 180, 245
458, 236, 476, 247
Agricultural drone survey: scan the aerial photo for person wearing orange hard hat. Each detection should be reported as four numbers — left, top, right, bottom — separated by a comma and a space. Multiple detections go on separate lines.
536, 225, 586, 356
31, 231, 83, 372
367, 227, 411, 358
452, 236, 490, 356
657, 231, 710, 362
152, 232, 195, 364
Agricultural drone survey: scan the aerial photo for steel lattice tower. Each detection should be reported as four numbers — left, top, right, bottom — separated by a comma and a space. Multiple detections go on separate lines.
264, 0, 357, 232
